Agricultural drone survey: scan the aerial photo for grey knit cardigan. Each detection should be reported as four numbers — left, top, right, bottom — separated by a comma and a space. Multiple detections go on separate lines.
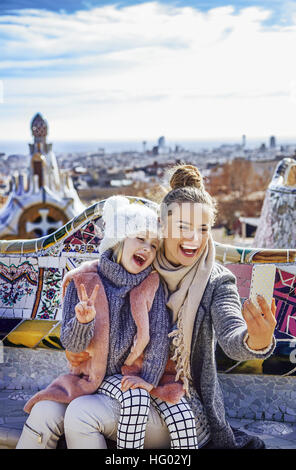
190, 262, 276, 449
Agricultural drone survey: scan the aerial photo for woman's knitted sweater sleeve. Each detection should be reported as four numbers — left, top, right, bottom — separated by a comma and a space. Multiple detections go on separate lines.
140, 283, 171, 387
60, 280, 95, 352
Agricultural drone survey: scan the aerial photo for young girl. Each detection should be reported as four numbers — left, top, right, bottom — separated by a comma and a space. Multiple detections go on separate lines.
21, 196, 198, 449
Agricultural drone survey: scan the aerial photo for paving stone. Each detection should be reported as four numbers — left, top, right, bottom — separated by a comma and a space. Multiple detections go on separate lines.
226, 409, 237, 418
243, 411, 256, 419
273, 412, 284, 422
286, 407, 296, 416
284, 414, 296, 423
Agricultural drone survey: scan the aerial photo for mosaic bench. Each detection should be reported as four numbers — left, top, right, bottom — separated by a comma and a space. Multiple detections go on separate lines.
0, 196, 296, 373
1, 196, 296, 445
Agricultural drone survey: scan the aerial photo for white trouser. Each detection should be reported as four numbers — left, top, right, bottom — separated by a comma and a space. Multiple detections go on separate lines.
16, 400, 67, 449
16, 394, 171, 449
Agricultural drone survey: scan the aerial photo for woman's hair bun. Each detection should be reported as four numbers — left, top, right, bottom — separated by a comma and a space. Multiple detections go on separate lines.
169, 164, 204, 190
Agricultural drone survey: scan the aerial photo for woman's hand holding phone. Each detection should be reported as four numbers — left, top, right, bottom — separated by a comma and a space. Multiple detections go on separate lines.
242, 295, 277, 350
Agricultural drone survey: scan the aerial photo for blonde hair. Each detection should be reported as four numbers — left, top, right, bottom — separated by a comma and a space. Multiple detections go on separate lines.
111, 241, 124, 264
161, 164, 217, 226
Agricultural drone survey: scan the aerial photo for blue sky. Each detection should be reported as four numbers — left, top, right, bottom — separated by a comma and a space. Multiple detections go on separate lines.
1, 0, 296, 142
0, 0, 292, 17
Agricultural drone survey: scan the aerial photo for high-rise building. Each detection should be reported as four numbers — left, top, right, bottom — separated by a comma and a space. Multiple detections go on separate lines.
158, 136, 165, 148
270, 135, 276, 148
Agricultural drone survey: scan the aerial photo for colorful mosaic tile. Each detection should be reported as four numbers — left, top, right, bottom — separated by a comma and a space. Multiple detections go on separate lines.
0, 260, 37, 310
37, 322, 63, 349
274, 268, 296, 340
226, 264, 253, 300
3, 319, 58, 348
34, 268, 63, 320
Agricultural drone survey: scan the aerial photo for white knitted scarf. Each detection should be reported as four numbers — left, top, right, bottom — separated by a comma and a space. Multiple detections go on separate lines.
153, 234, 215, 396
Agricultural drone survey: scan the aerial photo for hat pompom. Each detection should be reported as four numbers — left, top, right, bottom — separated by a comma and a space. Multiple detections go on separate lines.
102, 196, 130, 221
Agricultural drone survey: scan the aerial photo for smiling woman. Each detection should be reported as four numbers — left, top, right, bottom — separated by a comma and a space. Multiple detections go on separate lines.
159, 164, 216, 267
161, 203, 211, 266
150, 164, 277, 448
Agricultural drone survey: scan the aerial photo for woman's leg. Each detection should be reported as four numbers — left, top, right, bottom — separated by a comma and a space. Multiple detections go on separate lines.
151, 396, 198, 449
16, 400, 67, 449
64, 393, 120, 449
93, 374, 151, 449
64, 393, 171, 449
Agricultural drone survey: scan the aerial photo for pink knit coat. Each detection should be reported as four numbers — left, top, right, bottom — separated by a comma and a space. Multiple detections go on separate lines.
24, 261, 184, 414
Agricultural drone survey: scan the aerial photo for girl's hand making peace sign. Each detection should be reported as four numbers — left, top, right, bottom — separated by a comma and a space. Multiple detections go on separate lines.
75, 283, 100, 324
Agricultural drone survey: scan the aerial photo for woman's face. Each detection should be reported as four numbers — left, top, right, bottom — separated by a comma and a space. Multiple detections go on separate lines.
162, 202, 211, 266
121, 232, 159, 274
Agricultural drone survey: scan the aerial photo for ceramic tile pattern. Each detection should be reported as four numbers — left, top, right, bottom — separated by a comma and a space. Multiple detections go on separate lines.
0, 197, 295, 378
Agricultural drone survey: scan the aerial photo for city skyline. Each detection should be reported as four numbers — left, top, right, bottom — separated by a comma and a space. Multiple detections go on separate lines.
1, 1, 296, 141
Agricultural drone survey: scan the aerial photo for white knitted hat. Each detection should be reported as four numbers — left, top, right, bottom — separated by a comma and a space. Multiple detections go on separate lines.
98, 196, 158, 256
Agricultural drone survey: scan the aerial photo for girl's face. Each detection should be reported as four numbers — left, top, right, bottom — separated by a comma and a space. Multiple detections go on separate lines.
162, 202, 211, 267
121, 232, 159, 274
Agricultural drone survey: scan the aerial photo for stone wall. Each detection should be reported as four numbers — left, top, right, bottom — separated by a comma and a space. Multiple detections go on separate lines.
2, 347, 296, 424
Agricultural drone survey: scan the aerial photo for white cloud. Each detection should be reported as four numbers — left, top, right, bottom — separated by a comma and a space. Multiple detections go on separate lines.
1, 2, 296, 140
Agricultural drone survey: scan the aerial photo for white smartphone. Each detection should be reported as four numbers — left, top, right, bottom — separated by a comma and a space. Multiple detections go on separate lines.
249, 264, 276, 309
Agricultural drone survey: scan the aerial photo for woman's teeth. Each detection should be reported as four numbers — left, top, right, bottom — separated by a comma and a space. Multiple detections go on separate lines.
180, 244, 198, 256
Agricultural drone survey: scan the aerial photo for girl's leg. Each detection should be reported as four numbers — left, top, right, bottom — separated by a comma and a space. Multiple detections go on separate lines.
151, 396, 198, 449
16, 400, 67, 449
98, 374, 151, 449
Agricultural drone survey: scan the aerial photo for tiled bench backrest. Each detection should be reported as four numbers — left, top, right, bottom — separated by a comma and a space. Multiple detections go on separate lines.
0, 197, 296, 376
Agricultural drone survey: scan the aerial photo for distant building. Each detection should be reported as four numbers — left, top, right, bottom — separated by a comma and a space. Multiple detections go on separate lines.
158, 136, 165, 148
0, 113, 85, 239
270, 135, 276, 148
259, 143, 266, 152
157, 136, 170, 155
242, 134, 246, 148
